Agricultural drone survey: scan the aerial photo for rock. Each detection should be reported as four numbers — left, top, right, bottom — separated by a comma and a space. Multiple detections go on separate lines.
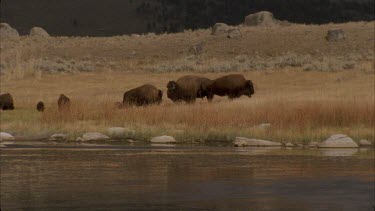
285, 143, 294, 147
0, 23, 19, 40
107, 127, 135, 139
234, 137, 282, 147
227, 28, 242, 39
244, 11, 277, 27
150, 135, 177, 143
256, 123, 271, 129
49, 134, 67, 141
82, 132, 110, 141
318, 134, 358, 148
326, 28, 345, 42
359, 139, 372, 147
76, 137, 84, 142
29, 27, 50, 38
308, 141, 319, 148
212, 23, 230, 35
0, 132, 15, 141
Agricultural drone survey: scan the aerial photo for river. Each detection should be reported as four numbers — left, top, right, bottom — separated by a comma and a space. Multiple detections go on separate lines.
1, 142, 374, 210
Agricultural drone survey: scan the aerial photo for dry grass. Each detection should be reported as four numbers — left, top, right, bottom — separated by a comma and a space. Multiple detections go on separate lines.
1, 70, 374, 143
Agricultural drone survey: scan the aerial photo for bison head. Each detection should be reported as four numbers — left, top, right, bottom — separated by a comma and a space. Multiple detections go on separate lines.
245, 80, 255, 97
167, 81, 180, 102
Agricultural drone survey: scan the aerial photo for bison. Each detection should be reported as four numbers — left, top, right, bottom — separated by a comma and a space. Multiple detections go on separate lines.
167, 75, 212, 103
198, 74, 254, 101
58, 94, 71, 111
123, 84, 163, 107
36, 101, 45, 112
0, 93, 14, 110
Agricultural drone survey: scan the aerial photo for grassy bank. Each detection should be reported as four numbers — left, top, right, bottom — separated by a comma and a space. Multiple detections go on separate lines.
1, 69, 374, 144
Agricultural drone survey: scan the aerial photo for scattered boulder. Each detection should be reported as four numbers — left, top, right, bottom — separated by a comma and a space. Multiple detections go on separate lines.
49, 134, 67, 141
308, 141, 319, 148
29, 27, 50, 38
326, 28, 346, 42
150, 135, 177, 143
82, 132, 110, 141
256, 123, 271, 129
318, 134, 359, 148
0, 132, 15, 141
0, 93, 15, 110
107, 127, 135, 139
244, 11, 277, 27
212, 23, 230, 35
234, 137, 282, 147
359, 139, 372, 147
0, 23, 19, 40
284, 143, 294, 147
227, 28, 242, 39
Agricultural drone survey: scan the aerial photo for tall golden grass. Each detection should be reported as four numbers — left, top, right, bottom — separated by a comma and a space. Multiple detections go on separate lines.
0, 70, 374, 143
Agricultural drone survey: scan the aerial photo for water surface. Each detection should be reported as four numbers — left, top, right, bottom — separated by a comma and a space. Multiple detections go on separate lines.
1, 143, 374, 210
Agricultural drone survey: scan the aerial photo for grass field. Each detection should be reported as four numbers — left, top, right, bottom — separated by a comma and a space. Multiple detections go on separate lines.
1, 69, 374, 144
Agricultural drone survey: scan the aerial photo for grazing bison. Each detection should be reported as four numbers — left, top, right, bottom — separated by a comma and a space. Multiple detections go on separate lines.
0, 93, 14, 110
199, 74, 254, 101
167, 75, 212, 103
36, 101, 45, 112
58, 94, 71, 111
123, 84, 163, 107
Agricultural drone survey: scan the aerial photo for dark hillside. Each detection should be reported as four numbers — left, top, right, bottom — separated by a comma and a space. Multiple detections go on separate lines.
1, 0, 373, 36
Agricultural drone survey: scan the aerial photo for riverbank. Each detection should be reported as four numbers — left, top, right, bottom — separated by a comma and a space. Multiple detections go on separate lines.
1, 70, 374, 144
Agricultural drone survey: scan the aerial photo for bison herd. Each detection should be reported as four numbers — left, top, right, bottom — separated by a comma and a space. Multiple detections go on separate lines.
0, 74, 254, 111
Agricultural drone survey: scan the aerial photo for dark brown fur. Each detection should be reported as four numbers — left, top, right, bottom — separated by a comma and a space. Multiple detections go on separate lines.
123, 84, 163, 107
36, 101, 45, 112
167, 75, 212, 103
0, 93, 15, 110
58, 94, 71, 111
199, 74, 254, 101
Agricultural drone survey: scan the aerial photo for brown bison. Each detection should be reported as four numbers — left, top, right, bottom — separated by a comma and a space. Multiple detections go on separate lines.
167, 75, 212, 103
0, 93, 14, 110
36, 101, 45, 112
123, 84, 163, 107
198, 74, 254, 101
58, 94, 71, 111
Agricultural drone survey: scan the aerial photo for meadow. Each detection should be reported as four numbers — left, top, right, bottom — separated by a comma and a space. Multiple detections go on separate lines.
1, 68, 373, 144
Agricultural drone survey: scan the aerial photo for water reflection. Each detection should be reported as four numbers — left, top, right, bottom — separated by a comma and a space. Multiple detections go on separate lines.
1, 145, 374, 210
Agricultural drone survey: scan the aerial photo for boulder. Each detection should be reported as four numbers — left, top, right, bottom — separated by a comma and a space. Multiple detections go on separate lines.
107, 127, 135, 139
227, 28, 242, 39
82, 132, 110, 141
244, 11, 277, 27
0, 132, 15, 141
359, 139, 372, 147
256, 123, 271, 129
0, 23, 19, 40
49, 134, 67, 141
212, 23, 230, 35
150, 135, 177, 143
318, 134, 358, 148
76, 137, 84, 142
308, 141, 319, 148
234, 137, 282, 147
284, 143, 294, 147
29, 27, 50, 38
326, 28, 345, 42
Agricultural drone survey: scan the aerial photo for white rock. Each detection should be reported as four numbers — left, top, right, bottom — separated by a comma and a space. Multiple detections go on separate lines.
76, 137, 84, 142
256, 123, 271, 129
318, 134, 358, 148
49, 134, 67, 141
82, 132, 110, 141
234, 137, 282, 147
227, 28, 241, 39
0, 132, 15, 141
29, 27, 50, 38
244, 11, 277, 27
285, 143, 294, 147
107, 127, 135, 139
150, 135, 177, 143
359, 139, 372, 147
308, 141, 319, 148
